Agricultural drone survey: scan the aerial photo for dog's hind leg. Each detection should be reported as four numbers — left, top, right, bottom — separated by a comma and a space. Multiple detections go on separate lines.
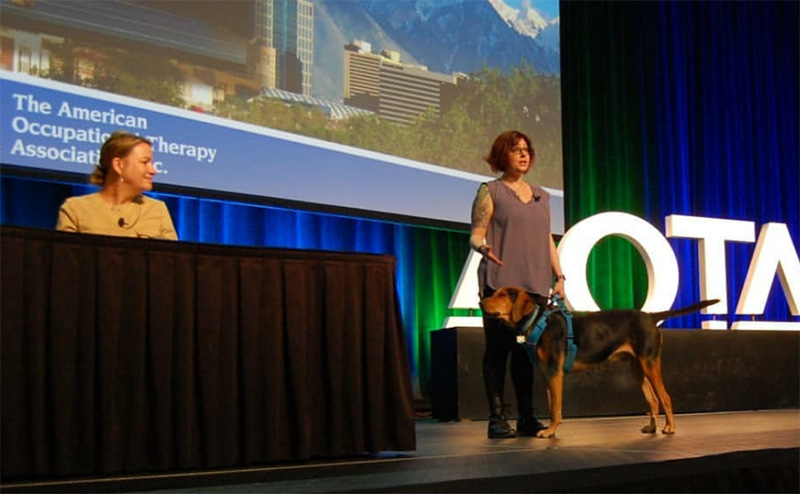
640, 356, 675, 434
630, 359, 659, 433
640, 376, 660, 434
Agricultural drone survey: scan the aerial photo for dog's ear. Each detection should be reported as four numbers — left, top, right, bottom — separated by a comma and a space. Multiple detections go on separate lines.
510, 290, 536, 324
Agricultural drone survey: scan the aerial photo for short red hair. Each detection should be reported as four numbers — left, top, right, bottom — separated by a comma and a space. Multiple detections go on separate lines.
483, 130, 535, 173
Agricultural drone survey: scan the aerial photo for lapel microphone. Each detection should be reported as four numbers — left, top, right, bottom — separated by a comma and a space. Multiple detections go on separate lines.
117, 199, 142, 229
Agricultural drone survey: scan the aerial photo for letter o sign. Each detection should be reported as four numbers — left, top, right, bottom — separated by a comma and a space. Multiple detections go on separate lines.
557, 212, 679, 314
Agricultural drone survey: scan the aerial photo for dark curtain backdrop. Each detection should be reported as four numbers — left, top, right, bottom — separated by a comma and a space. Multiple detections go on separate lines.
561, 0, 798, 327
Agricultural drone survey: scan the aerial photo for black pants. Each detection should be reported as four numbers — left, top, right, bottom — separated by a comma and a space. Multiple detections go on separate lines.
482, 286, 547, 417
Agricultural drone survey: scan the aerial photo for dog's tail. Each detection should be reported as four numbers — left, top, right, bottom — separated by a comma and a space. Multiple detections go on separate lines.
648, 299, 720, 323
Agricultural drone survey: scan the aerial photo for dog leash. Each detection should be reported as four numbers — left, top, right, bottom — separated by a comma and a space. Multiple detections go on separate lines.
554, 295, 578, 373
519, 294, 578, 373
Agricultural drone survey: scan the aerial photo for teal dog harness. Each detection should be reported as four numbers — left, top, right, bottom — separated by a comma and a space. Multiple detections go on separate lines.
517, 294, 578, 373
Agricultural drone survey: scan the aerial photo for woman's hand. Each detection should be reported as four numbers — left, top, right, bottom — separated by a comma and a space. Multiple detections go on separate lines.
480, 244, 504, 266
552, 277, 565, 298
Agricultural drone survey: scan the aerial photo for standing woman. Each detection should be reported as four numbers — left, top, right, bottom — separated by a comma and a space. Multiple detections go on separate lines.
470, 130, 565, 438
57, 130, 178, 240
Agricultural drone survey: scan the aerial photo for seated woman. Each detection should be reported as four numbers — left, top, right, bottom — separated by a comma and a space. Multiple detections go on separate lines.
57, 130, 178, 240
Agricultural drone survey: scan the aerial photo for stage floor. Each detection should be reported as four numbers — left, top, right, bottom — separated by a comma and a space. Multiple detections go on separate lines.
5, 409, 799, 493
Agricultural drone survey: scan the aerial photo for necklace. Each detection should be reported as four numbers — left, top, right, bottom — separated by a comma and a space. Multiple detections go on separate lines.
504, 180, 526, 198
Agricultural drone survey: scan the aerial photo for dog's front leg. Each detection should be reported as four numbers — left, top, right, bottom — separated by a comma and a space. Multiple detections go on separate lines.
538, 369, 563, 438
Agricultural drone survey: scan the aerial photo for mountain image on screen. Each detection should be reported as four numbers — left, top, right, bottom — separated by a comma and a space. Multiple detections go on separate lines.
313, 0, 560, 99
0, 0, 564, 224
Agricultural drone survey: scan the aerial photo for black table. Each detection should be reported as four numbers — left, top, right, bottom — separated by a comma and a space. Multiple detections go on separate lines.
1, 226, 415, 479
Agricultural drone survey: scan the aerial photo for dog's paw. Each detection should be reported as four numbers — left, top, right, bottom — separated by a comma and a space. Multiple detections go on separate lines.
536, 428, 557, 439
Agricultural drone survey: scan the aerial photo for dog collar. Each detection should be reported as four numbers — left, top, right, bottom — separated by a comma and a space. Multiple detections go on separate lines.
516, 305, 541, 343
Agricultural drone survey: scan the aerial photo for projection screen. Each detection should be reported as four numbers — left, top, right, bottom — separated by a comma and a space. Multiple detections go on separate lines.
0, 0, 563, 231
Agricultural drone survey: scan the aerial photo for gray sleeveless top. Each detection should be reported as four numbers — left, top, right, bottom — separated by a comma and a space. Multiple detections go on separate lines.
479, 180, 552, 297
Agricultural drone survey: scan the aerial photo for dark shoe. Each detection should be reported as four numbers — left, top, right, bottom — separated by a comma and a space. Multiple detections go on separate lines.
488, 414, 516, 438
516, 415, 547, 436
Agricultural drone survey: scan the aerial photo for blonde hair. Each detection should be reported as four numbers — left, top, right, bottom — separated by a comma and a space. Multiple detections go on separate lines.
90, 131, 152, 186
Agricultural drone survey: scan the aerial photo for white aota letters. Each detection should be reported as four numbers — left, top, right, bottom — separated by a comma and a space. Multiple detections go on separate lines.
444, 212, 799, 330
735, 223, 800, 316
665, 215, 755, 317
558, 212, 679, 314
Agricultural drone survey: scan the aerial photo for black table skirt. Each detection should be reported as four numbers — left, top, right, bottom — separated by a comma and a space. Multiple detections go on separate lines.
1, 226, 415, 479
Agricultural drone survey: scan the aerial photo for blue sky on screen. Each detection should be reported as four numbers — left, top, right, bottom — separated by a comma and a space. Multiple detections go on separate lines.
505, 0, 560, 20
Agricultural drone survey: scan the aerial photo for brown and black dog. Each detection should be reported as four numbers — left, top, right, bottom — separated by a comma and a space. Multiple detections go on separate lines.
480, 287, 718, 438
